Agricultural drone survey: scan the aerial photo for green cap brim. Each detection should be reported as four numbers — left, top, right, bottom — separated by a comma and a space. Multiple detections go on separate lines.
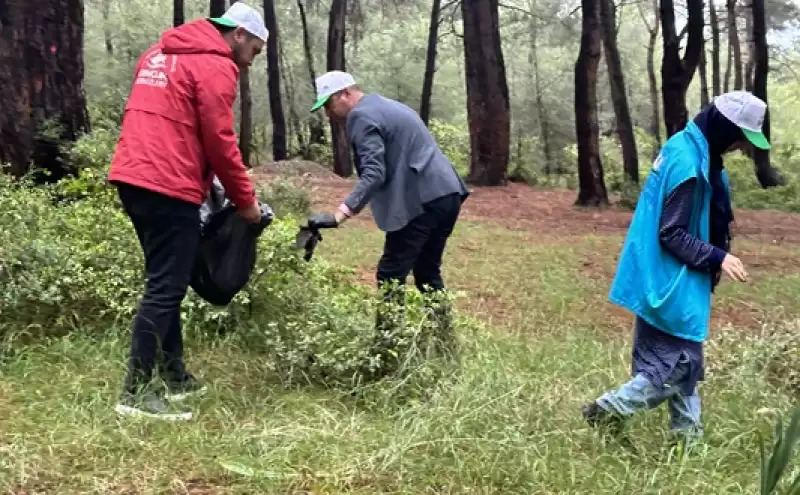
208, 17, 239, 28
310, 95, 330, 112
742, 128, 771, 150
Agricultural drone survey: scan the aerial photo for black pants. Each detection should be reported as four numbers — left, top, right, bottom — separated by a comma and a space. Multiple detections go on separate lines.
376, 192, 462, 300
117, 183, 201, 394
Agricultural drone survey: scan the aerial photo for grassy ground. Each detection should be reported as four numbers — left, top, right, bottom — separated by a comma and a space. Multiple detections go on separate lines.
2, 184, 799, 493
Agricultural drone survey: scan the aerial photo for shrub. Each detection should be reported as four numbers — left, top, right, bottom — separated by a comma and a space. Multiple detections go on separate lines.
256, 177, 313, 220
0, 172, 456, 387
428, 119, 469, 177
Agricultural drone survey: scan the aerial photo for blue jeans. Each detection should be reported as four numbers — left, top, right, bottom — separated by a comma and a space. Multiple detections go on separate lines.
596, 356, 702, 437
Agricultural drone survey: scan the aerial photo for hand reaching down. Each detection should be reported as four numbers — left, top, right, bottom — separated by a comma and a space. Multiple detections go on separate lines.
721, 254, 748, 282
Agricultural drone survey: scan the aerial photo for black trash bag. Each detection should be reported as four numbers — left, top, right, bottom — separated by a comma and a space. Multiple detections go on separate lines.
294, 225, 323, 261
190, 177, 273, 306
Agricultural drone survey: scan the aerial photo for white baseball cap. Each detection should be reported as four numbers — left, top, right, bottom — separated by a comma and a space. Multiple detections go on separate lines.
209, 2, 268, 43
311, 71, 357, 112
713, 91, 771, 150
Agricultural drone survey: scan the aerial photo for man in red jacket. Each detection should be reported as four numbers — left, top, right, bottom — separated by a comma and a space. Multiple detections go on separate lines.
108, 2, 267, 420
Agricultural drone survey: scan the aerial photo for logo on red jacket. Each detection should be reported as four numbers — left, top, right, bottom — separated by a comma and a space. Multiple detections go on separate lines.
134, 49, 172, 89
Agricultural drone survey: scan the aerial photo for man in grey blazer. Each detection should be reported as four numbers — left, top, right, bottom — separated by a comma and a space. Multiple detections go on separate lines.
308, 70, 470, 369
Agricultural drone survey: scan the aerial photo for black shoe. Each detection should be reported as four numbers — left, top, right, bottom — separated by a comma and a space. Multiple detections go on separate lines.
582, 401, 624, 435
115, 390, 193, 421
164, 374, 207, 402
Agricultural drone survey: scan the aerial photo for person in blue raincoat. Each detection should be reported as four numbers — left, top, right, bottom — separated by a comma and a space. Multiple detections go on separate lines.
582, 91, 771, 441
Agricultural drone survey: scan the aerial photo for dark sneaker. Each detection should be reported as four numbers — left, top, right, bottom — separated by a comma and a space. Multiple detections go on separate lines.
164, 375, 207, 402
582, 401, 624, 435
115, 391, 192, 421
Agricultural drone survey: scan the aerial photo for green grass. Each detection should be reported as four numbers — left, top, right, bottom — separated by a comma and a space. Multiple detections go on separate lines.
0, 324, 793, 493
2, 217, 800, 493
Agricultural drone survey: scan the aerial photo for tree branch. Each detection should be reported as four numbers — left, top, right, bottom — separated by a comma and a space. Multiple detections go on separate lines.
637, 0, 653, 31
448, 7, 463, 38
498, 1, 533, 16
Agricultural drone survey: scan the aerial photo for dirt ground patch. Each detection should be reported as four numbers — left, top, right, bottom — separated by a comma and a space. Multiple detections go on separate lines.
255, 173, 800, 242
255, 173, 800, 332
251, 160, 345, 180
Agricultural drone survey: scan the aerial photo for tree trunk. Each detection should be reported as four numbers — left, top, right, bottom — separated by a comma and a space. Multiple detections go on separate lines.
574, 0, 609, 207
297, 0, 325, 146
419, 0, 442, 126
174, 0, 184, 26
0, 0, 91, 181
600, 0, 638, 184
639, 0, 661, 151
102, 0, 113, 55
279, 41, 305, 157
750, 0, 784, 187
710, 0, 721, 96
723, 34, 732, 92
699, 44, 710, 106
727, 0, 743, 89
530, 16, 554, 174
327, 0, 352, 177
209, 0, 226, 17
744, 3, 754, 91
660, 0, 704, 137
263, 0, 287, 161
461, 0, 511, 186
237, 68, 253, 167
230, 0, 252, 168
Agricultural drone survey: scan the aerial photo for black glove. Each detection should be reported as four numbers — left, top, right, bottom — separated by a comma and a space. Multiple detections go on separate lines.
295, 226, 323, 261
308, 212, 339, 229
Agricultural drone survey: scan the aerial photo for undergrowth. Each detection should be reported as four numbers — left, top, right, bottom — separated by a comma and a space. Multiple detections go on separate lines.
2, 125, 800, 491
0, 172, 458, 389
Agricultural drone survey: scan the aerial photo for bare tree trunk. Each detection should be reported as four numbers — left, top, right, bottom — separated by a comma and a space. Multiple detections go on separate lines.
230, 0, 252, 168
279, 42, 302, 156
744, 2, 754, 91
0, 0, 91, 181
699, 44, 710, 106
723, 34, 732, 91
639, 0, 661, 151
419, 0, 442, 126
529, 16, 554, 174
727, 0, 743, 89
102, 0, 113, 55
209, 0, 226, 17
600, 0, 638, 184
574, 0, 609, 207
660, 0, 704, 136
710, 0, 721, 95
327, 0, 353, 177
174, 0, 184, 26
346, 0, 364, 60
297, 0, 325, 146
263, 0, 287, 161
461, 0, 511, 186
750, 0, 784, 187
238, 68, 253, 167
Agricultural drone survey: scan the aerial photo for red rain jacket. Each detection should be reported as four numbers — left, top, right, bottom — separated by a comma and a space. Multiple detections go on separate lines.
108, 19, 255, 209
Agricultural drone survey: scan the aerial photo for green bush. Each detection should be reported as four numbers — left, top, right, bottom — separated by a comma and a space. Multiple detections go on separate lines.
429, 118, 469, 177
256, 177, 312, 219
0, 171, 456, 387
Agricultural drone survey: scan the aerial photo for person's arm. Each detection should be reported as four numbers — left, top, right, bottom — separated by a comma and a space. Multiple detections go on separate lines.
659, 178, 727, 271
195, 60, 257, 211
336, 111, 387, 222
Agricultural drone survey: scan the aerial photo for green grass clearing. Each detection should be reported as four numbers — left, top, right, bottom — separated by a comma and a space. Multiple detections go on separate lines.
2, 213, 799, 493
